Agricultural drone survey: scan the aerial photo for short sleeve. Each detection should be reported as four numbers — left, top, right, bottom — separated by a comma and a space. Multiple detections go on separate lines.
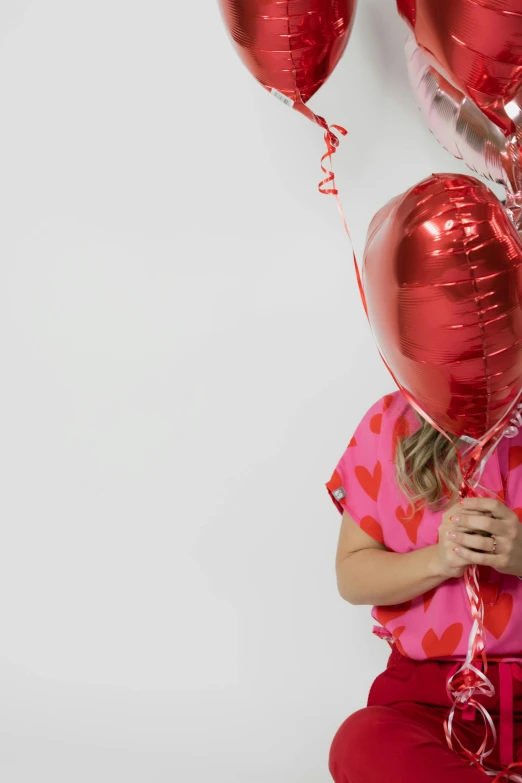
325, 394, 396, 546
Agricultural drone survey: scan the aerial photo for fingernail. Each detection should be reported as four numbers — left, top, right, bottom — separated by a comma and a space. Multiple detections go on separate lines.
451, 515, 460, 523
454, 547, 463, 555
446, 531, 457, 539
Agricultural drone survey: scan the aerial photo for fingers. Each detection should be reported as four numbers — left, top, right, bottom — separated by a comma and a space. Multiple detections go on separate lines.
450, 512, 496, 536
460, 496, 507, 518
452, 546, 503, 569
441, 501, 490, 530
446, 529, 496, 553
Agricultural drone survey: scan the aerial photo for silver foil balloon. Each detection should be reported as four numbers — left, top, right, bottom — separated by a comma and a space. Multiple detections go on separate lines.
405, 35, 522, 225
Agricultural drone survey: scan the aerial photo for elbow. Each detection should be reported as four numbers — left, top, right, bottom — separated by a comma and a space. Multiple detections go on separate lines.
335, 552, 368, 606
337, 583, 364, 605
336, 571, 364, 605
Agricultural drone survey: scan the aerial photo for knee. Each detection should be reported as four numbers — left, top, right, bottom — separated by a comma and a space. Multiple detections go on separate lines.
329, 707, 392, 782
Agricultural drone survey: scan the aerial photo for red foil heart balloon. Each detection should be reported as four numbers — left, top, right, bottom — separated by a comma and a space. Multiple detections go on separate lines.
363, 173, 522, 441
397, 0, 522, 135
219, 1, 357, 197
219, 0, 356, 107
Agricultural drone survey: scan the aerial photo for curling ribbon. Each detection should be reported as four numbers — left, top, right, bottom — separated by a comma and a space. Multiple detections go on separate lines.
269, 87, 370, 320
269, 89, 348, 199
442, 463, 507, 776
289, 94, 367, 315
318, 124, 348, 196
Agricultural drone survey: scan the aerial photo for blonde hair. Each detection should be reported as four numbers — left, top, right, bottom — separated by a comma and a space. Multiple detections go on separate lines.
395, 414, 462, 510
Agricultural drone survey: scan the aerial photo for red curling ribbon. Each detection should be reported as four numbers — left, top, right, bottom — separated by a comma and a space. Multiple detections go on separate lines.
291, 95, 368, 319
289, 95, 348, 196
318, 124, 348, 196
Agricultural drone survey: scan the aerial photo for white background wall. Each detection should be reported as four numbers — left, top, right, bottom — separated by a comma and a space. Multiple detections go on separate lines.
0, 2, 501, 782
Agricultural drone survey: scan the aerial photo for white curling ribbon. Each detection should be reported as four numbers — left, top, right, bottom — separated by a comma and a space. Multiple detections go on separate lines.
503, 402, 522, 438
512, 411, 522, 427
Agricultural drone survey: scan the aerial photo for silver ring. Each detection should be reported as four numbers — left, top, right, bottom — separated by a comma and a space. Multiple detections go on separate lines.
491, 536, 497, 555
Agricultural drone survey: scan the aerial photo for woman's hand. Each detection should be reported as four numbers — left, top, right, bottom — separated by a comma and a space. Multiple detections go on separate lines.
446, 497, 522, 577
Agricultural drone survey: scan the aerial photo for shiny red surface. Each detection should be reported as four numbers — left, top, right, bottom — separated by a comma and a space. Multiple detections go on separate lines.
397, 0, 522, 135
219, 0, 356, 104
363, 174, 522, 440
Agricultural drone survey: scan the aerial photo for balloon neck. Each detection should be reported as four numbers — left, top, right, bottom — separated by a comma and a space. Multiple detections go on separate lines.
460, 435, 480, 445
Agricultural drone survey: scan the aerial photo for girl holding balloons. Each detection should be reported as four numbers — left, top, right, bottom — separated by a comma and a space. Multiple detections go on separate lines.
220, 0, 522, 779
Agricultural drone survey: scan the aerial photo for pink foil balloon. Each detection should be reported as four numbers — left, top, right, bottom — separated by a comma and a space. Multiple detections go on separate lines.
405, 36, 522, 207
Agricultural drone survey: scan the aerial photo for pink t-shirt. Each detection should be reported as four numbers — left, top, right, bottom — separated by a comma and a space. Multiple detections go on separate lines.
325, 390, 522, 661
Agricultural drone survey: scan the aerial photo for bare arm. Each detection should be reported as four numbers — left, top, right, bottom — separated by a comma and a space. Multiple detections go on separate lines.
335, 510, 461, 606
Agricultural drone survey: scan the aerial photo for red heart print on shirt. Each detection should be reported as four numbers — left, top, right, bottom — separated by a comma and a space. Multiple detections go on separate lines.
360, 515, 384, 545
484, 593, 513, 639
514, 508, 522, 523
383, 394, 393, 411
392, 415, 411, 459
355, 462, 382, 501
509, 447, 522, 472
348, 435, 357, 448
375, 601, 412, 626
370, 413, 382, 434
422, 623, 463, 658
396, 504, 424, 545
477, 566, 500, 605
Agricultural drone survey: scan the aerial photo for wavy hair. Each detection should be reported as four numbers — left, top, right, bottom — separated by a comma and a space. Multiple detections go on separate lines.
395, 414, 462, 510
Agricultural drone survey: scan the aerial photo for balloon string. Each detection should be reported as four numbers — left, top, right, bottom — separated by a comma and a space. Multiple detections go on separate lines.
291, 94, 369, 315
319, 126, 369, 315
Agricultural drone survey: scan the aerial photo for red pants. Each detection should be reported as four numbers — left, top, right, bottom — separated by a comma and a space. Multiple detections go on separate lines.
329, 645, 522, 782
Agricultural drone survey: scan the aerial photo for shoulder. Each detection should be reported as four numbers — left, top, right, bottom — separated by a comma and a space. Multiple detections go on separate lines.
326, 391, 412, 522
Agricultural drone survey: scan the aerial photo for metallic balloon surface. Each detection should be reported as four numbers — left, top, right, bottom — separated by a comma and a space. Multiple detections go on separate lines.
397, 0, 522, 135
219, 0, 356, 105
405, 36, 522, 200
363, 174, 522, 440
